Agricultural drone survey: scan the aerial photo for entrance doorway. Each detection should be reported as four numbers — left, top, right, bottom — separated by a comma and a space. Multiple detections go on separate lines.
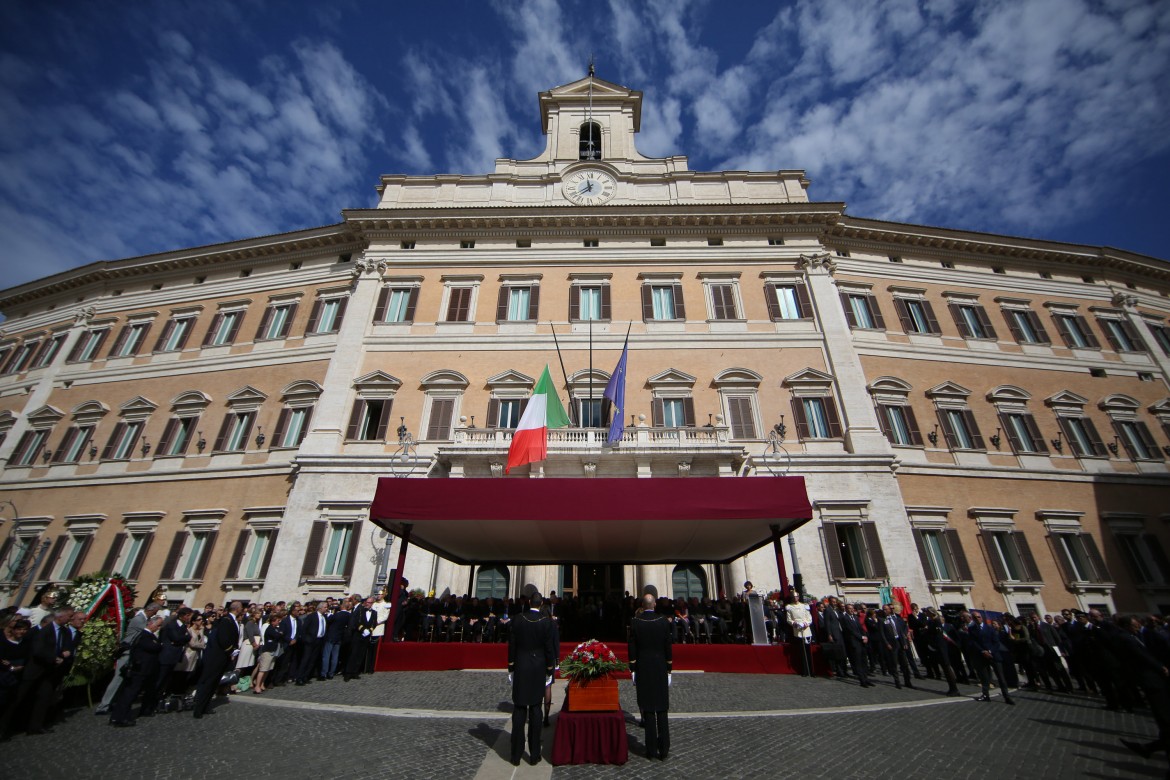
559, 563, 627, 641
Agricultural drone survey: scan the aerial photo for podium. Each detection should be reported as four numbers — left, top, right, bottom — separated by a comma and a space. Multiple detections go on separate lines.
746, 591, 770, 646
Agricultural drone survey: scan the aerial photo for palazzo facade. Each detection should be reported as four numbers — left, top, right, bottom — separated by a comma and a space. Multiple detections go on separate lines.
1, 76, 1169, 617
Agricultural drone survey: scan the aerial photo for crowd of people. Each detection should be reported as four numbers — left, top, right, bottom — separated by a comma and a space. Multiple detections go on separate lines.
2, 582, 1169, 762
0, 587, 400, 737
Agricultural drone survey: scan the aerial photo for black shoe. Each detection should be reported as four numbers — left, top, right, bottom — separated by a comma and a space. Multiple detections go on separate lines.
510, 756, 521, 766
659, 751, 669, 761
26, 728, 54, 735
1004, 696, 1015, 705
543, 717, 550, 727
109, 720, 135, 728
528, 756, 540, 766
295, 681, 305, 686
1121, 739, 1154, 760
946, 688, 960, 697
976, 695, 991, 702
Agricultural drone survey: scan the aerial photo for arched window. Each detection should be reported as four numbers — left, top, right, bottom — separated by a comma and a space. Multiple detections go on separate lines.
672, 564, 706, 600
579, 122, 602, 160
475, 565, 509, 599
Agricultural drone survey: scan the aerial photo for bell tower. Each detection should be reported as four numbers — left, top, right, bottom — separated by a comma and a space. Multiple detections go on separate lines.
534, 73, 645, 164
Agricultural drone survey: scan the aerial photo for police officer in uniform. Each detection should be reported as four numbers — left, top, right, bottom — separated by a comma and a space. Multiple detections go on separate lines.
630, 593, 673, 760
508, 592, 557, 766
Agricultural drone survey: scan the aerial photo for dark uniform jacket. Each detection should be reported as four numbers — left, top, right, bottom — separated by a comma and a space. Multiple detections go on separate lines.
159, 619, 191, 666
629, 611, 672, 712
508, 609, 557, 707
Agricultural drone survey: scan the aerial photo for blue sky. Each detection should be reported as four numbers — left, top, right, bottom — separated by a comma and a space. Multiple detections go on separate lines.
1, 0, 1168, 294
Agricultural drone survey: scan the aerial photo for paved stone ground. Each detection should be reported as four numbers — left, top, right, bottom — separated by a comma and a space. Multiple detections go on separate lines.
5, 670, 1166, 779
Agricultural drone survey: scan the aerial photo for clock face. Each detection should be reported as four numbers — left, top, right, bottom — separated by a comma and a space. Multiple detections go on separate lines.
562, 170, 617, 205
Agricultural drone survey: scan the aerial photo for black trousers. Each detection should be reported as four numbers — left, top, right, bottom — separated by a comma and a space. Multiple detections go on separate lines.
974, 654, 1011, 698
845, 641, 870, 685
192, 657, 228, 716
111, 670, 157, 723
297, 641, 323, 682
882, 641, 913, 687
511, 703, 542, 762
643, 710, 670, 758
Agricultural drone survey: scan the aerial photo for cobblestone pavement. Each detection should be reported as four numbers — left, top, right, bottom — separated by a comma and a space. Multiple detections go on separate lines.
5, 671, 1166, 779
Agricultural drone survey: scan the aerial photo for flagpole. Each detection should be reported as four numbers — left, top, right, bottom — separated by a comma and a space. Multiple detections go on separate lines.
588, 315, 593, 428
548, 321, 577, 427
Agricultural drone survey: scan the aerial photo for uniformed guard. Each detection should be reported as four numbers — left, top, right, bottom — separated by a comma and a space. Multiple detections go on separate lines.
508, 592, 558, 765
629, 593, 673, 760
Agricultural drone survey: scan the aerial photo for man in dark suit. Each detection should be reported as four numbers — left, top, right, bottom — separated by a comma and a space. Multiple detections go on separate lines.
109, 614, 164, 727
820, 596, 847, 678
967, 611, 1014, 704
0, 607, 74, 736
841, 603, 873, 687
193, 601, 243, 719
879, 604, 915, 689
630, 593, 673, 760
508, 592, 557, 766
344, 596, 378, 681
156, 607, 193, 701
1116, 615, 1170, 760
274, 602, 303, 685
297, 601, 328, 684
323, 599, 350, 679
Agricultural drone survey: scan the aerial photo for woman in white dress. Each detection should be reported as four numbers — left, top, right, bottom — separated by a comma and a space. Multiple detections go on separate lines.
785, 592, 814, 677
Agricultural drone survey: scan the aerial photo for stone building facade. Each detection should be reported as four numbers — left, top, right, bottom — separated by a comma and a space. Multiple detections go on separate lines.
1, 76, 1168, 616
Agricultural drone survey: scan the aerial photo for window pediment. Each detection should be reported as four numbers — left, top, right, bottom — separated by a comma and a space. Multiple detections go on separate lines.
867, 376, 913, 396
27, 405, 65, 425
926, 381, 972, 400
420, 369, 469, 388
1099, 394, 1140, 414
1045, 390, 1089, 412
486, 370, 535, 389
646, 368, 695, 389
783, 367, 834, 390
353, 371, 402, 391
713, 368, 763, 388
224, 386, 267, 409
281, 380, 324, 399
986, 385, 1032, 404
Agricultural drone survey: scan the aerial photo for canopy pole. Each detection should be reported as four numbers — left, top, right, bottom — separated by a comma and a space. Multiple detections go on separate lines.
382, 524, 413, 653
771, 524, 791, 600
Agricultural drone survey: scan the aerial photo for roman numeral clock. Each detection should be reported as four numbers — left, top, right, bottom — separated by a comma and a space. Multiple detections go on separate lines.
562, 169, 617, 205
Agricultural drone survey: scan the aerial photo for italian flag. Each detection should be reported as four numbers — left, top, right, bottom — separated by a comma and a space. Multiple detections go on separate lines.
505, 365, 571, 474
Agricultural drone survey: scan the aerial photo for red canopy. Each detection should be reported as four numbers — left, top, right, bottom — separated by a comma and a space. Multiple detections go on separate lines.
369, 476, 813, 565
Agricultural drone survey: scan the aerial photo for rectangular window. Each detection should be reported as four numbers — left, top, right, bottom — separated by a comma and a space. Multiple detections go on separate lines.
67, 328, 110, 362
1, 537, 35, 581
894, 299, 940, 335
278, 407, 311, 448
840, 293, 885, 330
999, 412, 1047, 454
258, 303, 296, 341
179, 533, 207, 580
1099, 318, 1144, 352
154, 317, 195, 353
205, 310, 243, 347
726, 396, 758, 439
1116, 532, 1170, 585
110, 323, 151, 358
769, 285, 804, 320
569, 284, 612, 322
803, 398, 831, 438
11, 429, 50, 466
877, 404, 923, 446
1052, 313, 1099, 349
497, 399, 522, 429
102, 421, 144, 460
426, 398, 455, 439
497, 285, 538, 322
5, 342, 38, 374
375, 288, 418, 323
1004, 309, 1051, 345
52, 425, 95, 463
116, 534, 148, 578
949, 303, 996, 339
31, 334, 66, 368
578, 398, 604, 428
823, 522, 888, 581
321, 524, 353, 576
241, 530, 273, 580
1053, 533, 1101, 582
446, 287, 473, 322
920, 531, 951, 580
313, 299, 344, 334
642, 283, 684, 321
939, 408, 983, 450
1059, 416, 1106, 458
1150, 323, 1170, 356
346, 399, 392, 441
157, 416, 199, 457
651, 286, 676, 320
708, 284, 739, 320
661, 398, 685, 428
213, 412, 254, 453
55, 536, 90, 580
1114, 419, 1160, 460
990, 532, 1024, 581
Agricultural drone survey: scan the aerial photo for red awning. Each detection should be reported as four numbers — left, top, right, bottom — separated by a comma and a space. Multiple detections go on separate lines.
369, 476, 813, 565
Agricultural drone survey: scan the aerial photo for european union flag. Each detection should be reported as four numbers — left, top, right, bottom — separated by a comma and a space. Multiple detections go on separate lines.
603, 338, 628, 444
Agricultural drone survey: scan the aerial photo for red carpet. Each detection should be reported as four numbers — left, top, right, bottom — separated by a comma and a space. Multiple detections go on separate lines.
375, 640, 827, 675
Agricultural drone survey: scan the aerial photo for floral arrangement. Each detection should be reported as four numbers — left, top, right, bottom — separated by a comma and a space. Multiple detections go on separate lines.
559, 639, 628, 683
64, 618, 118, 694
55, 572, 137, 703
